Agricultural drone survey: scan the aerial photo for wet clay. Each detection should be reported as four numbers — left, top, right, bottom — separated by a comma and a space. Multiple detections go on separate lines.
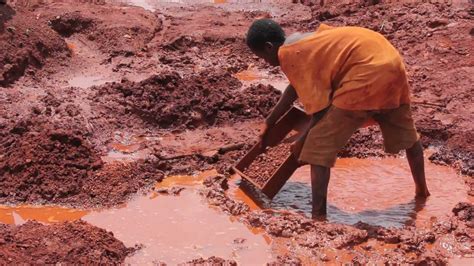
0, 0, 472, 264
92, 71, 281, 129
243, 143, 292, 187
0, 220, 137, 264
0, 5, 70, 87
0, 118, 164, 207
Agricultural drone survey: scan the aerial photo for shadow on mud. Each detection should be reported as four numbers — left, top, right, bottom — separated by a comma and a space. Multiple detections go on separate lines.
0, 4, 15, 32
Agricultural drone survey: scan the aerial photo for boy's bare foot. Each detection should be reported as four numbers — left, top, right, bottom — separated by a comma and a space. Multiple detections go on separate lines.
312, 211, 327, 219
415, 188, 431, 198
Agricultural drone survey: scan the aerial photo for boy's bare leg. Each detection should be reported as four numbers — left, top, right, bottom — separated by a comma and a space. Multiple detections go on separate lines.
311, 165, 330, 217
406, 140, 430, 197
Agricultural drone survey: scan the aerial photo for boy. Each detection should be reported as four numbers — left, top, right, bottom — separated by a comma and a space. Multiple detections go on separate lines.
246, 19, 430, 217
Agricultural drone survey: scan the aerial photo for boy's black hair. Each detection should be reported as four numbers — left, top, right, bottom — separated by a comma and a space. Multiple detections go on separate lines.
246, 19, 285, 51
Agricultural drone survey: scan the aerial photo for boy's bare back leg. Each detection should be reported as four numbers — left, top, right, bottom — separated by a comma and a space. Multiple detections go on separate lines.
406, 140, 430, 197
311, 165, 330, 217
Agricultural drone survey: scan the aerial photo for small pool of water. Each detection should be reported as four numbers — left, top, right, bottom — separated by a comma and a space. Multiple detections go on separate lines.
0, 172, 272, 264
231, 156, 472, 228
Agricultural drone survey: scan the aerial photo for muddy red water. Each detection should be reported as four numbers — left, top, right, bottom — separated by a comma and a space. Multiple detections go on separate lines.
231, 156, 472, 228
0, 172, 272, 264
1, 0, 472, 264
1, 157, 470, 263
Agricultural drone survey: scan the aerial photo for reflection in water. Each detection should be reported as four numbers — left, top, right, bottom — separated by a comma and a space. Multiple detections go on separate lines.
232, 157, 471, 228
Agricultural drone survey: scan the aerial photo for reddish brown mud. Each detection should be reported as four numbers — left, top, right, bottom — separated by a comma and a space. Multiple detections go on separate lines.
0, 220, 137, 264
0, 0, 472, 264
92, 71, 280, 129
0, 5, 69, 86
0, 117, 164, 207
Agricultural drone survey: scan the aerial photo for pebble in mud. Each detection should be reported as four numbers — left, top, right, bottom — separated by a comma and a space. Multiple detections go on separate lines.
179, 256, 237, 266
155, 186, 185, 196
243, 142, 292, 187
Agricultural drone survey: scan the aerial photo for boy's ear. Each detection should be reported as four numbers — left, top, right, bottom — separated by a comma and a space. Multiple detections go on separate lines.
264, 42, 274, 53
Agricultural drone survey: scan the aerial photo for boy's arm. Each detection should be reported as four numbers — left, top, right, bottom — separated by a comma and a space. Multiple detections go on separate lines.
260, 84, 297, 147
265, 84, 297, 125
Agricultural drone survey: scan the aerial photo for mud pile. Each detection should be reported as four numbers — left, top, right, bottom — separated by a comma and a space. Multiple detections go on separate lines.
0, 6, 69, 86
45, 2, 161, 57
304, 1, 473, 175
0, 118, 164, 207
0, 220, 136, 264
244, 143, 292, 186
93, 71, 281, 129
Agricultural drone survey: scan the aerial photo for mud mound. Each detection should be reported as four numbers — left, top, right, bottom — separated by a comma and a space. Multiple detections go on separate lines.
0, 6, 69, 86
0, 118, 164, 207
159, 34, 261, 74
94, 71, 281, 129
0, 220, 135, 264
0, 123, 103, 203
44, 3, 161, 56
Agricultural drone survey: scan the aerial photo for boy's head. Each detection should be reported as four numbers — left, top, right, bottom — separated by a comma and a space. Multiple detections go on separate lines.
246, 19, 285, 66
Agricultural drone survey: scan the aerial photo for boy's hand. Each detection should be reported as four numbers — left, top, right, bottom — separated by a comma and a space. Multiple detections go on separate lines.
259, 123, 271, 149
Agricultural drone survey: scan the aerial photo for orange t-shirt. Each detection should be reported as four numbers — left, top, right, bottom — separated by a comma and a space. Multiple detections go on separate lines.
278, 24, 411, 115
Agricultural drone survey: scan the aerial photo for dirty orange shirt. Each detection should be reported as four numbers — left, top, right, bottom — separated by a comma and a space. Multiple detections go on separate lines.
278, 24, 411, 114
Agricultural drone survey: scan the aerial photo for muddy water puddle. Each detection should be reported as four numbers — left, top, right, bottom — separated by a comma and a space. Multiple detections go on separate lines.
120, 0, 280, 11
235, 68, 288, 92
230, 156, 472, 228
0, 171, 271, 264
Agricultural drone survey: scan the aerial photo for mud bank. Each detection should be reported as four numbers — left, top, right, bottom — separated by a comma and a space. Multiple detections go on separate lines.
47, 2, 161, 57
92, 71, 281, 129
0, 117, 164, 207
202, 171, 473, 264
0, 5, 69, 86
0, 220, 136, 264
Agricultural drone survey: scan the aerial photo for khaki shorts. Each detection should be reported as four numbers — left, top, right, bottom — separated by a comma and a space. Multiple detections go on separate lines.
299, 104, 419, 167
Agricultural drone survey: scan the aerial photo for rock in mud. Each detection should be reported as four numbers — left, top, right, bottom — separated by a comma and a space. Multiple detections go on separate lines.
50, 11, 94, 37
155, 186, 185, 196
0, 220, 136, 264
200, 175, 250, 216
267, 255, 302, 266
452, 202, 474, 227
179, 256, 237, 266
